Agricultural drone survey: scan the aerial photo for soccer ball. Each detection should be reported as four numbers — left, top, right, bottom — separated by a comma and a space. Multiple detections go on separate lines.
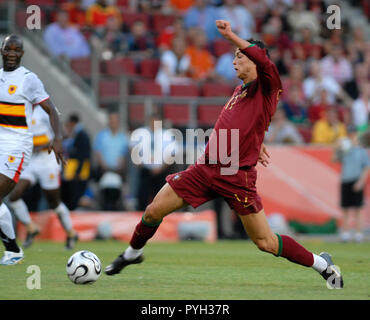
66, 250, 102, 284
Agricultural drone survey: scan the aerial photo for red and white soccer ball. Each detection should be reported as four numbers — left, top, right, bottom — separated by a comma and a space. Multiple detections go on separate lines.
66, 250, 102, 284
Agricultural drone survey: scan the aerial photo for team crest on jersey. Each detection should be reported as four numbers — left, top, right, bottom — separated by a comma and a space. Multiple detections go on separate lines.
49, 174, 55, 180
173, 174, 181, 181
8, 85, 17, 95
8, 156, 15, 163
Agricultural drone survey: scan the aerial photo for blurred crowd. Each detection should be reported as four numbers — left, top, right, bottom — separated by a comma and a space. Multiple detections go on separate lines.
19, 0, 370, 213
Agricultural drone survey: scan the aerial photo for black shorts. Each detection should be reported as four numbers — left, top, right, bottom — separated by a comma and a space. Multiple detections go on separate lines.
341, 180, 364, 208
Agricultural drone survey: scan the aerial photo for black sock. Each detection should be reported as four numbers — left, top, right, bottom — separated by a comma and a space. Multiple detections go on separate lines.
0, 229, 20, 253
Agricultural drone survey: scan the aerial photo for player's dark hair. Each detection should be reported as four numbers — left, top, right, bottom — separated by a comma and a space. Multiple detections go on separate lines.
68, 113, 80, 123
246, 38, 270, 58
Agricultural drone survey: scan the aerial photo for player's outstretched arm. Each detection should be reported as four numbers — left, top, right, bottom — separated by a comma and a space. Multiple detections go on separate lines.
39, 99, 65, 166
216, 20, 250, 50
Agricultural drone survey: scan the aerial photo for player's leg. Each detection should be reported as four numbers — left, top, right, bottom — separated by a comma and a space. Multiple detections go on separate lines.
340, 208, 351, 242
8, 179, 40, 247
0, 173, 24, 264
238, 209, 343, 288
353, 208, 364, 242
105, 183, 188, 275
44, 188, 78, 249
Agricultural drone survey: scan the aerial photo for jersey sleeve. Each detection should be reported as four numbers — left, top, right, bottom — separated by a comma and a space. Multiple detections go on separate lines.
22, 73, 50, 105
240, 45, 282, 93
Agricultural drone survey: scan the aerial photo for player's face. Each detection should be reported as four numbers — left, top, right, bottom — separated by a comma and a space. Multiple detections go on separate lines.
1, 38, 24, 71
233, 49, 256, 82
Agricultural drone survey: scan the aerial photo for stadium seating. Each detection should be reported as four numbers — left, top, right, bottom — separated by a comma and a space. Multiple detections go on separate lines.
99, 79, 120, 98
115, 0, 129, 9
121, 12, 150, 28
128, 104, 145, 124
163, 104, 190, 126
197, 104, 224, 126
297, 126, 312, 143
139, 59, 160, 79
25, 0, 54, 7
307, 105, 326, 124
70, 58, 92, 78
133, 80, 162, 96
202, 83, 233, 97
105, 57, 137, 76
152, 14, 176, 33
169, 84, 199, 97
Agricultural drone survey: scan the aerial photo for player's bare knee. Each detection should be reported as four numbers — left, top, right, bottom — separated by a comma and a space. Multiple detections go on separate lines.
143, 203, 162, 224
254, 238, 276, 254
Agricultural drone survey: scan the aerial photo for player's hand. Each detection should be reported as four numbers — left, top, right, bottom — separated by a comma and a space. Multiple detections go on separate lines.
216, 20, 233, 39
353, 180, 363, 192
258, 143, 270, 167
49, 137, 66, 166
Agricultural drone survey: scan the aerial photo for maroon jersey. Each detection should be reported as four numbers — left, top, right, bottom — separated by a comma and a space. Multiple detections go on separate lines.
202, 45, 282, 168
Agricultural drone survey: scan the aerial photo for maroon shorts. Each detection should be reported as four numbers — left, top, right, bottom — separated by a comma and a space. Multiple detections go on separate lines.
166, 163, 263, 215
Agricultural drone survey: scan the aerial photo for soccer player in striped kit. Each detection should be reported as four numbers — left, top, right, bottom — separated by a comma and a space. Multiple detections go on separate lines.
8, 105, 78, 250
0, 35, 64, 264
105, 21, 343, 288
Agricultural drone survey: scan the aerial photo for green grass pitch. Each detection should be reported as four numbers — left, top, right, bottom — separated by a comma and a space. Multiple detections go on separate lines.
1, 240, 369, 300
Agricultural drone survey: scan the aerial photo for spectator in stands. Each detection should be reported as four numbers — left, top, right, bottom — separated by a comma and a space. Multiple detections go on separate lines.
332, 125, 370, 242
281, 62, 305, 102
135, 0, 172, 14
352, 82, 370, 133
93, 111, 130, 211
218, 0, 255, 39
184, 0, 221, 42
157, 17, 186, 51
311, 108, 347, 145
261, 15, 291, 52
308, 89, 334, 124
215, 47, 239, 84
169, 0, 194, 14
268, 45, 289, 76
292, 27, 322, 60
344, 62, 369, 100
186, 28, 216, 81
281, 85, 308, 125
93, 15, 125, 57
62, 0, 86, 29
134, 113, 178, 211
61, 113, 91, 210
93, 111, 129, 179
155, 37, 192, 95
265, 108, 304, 144
321, 45, 353, 85
86, 0, 121, 31
43, 10, 90, 59
124, 20, 156, 59
347, 25, 367, 65
303, 60, 348, 106
286, 0, 320, 40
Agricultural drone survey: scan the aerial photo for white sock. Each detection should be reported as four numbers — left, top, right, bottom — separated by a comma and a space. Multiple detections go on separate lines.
9, 199, 31, 225
124, 246, 143, 261
54, 202, 72, 232
312, 253, 328, 273
0, 203, 16, 239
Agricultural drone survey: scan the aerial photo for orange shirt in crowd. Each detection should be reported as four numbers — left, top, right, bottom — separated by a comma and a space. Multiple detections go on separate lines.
62, 2, 86, 27
186, 46, 214, 80
86, 4, 122, 27
170, 0, 194, 12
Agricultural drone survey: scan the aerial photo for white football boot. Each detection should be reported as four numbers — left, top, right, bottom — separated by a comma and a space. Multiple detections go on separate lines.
0, 248, 24, 265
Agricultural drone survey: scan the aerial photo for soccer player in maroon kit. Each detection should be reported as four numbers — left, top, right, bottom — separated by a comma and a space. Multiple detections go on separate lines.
105, 20, 343, 288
